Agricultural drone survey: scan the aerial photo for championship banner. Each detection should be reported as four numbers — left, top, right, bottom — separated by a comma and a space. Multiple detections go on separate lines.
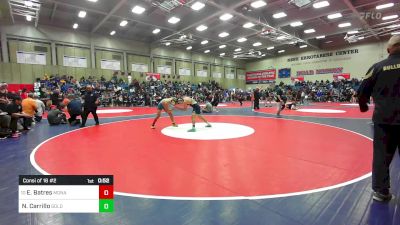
245, 69, 276, 84
333, 73, 350, 80
291, 76, 304, 82
145, 73, 161, 81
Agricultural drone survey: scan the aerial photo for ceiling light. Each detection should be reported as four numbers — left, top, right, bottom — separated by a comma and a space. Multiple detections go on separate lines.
290, 21, 303, 27
24, 1, 33, 7
73, 23, 78, 29
278, 50, 285, 53
243, 22, 255, 28
327, 13, 342, 19
132, 5, 146, 14
267, 46, 275, 50
204, 50, 210, 53
78, 11, 87, 18
313, 1, 330, 9
347, 30, 359, 34
253, 42, 262, 47
87, 0, 98, 2
26, 15, 32, 21
219, 45, 226, 49
316, 35, 325, 39
218, 32, 229, 38
237, 37, 247, 42
299, 45, 307, 48
168, 16, 181, 24
325, 40, 333, 43
304, 28, 316, 33
120, 20, 128, 26
191, 1, 205, 11
388, 24, 400, 28
273, 12, 287, 19
235, 48, 242, 52
196, 25, 208, 31
251, 0, 267, 8
392, 31, 400, 35
165, 42, 171, 46
110, 30, 116, 36
277, 36, 286, 40
220, 53, 226, 56
376, 3, 394, 10
152, 28, 161, 34
338, 22, 351, 28
358, 36, 365, 40
201, 40, 209, 45
186, 46, 192, 50
220, 13, 233, 21
382, 15, 398, 21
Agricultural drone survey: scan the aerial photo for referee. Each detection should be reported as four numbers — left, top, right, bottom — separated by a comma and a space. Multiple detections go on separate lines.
358, 35, 400, 202
80, 85, 100, 128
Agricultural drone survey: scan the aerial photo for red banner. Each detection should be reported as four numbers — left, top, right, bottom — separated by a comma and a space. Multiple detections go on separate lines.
145, 73, 161, 81
7, 84, 34, 92
291, 76, 304, 82
333, 73, 350, 80
245, 69, 276, 84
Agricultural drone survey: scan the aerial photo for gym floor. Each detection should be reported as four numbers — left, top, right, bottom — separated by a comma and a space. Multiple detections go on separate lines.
1, 102, 399, 225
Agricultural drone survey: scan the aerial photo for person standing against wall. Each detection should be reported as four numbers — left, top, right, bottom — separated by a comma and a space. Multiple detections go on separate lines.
358, 35, 400, 202
80, 85, 100, 128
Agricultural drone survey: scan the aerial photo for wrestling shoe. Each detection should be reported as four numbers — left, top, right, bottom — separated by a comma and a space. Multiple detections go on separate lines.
187, 128, 196, 132
151, 125, 156, 129
172, 123, 178, 127
373, 191, 393, 202
205, 124, 212, 128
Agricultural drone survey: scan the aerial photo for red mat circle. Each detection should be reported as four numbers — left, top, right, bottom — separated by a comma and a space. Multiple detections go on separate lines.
32, 116, 372, 199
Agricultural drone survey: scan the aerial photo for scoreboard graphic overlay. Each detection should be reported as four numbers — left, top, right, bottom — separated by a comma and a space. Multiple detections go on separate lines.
19, 175, 114, 213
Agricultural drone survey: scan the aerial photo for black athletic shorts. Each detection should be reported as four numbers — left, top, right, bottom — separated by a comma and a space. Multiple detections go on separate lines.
191, 103, 201, 115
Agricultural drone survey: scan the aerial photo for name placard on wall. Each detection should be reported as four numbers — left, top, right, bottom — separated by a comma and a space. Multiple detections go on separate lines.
132, 63, 149, 72
226, 73, 235, 79
100, 59, 121, 70
16, 51, 46, 65
157, 65, 172, 75
238, 75, 245, 80
63, 56, 87, 68
178, 68, 191, 76
197, 70, 207, 77
212, 72, 222, 78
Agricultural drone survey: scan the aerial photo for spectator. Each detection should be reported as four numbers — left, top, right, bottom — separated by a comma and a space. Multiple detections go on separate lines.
50, 89, 61, 107
6, 96, 33, 138
21, 93, 37, 128
67, 94, 82, 126
47, 106, 67, 125
202, 101, 213, 113
253, 88, 260, 110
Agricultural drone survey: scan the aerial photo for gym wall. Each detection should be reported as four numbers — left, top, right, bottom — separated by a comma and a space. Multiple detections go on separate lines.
246, 41, 388, 89
0, 23, 246, 89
